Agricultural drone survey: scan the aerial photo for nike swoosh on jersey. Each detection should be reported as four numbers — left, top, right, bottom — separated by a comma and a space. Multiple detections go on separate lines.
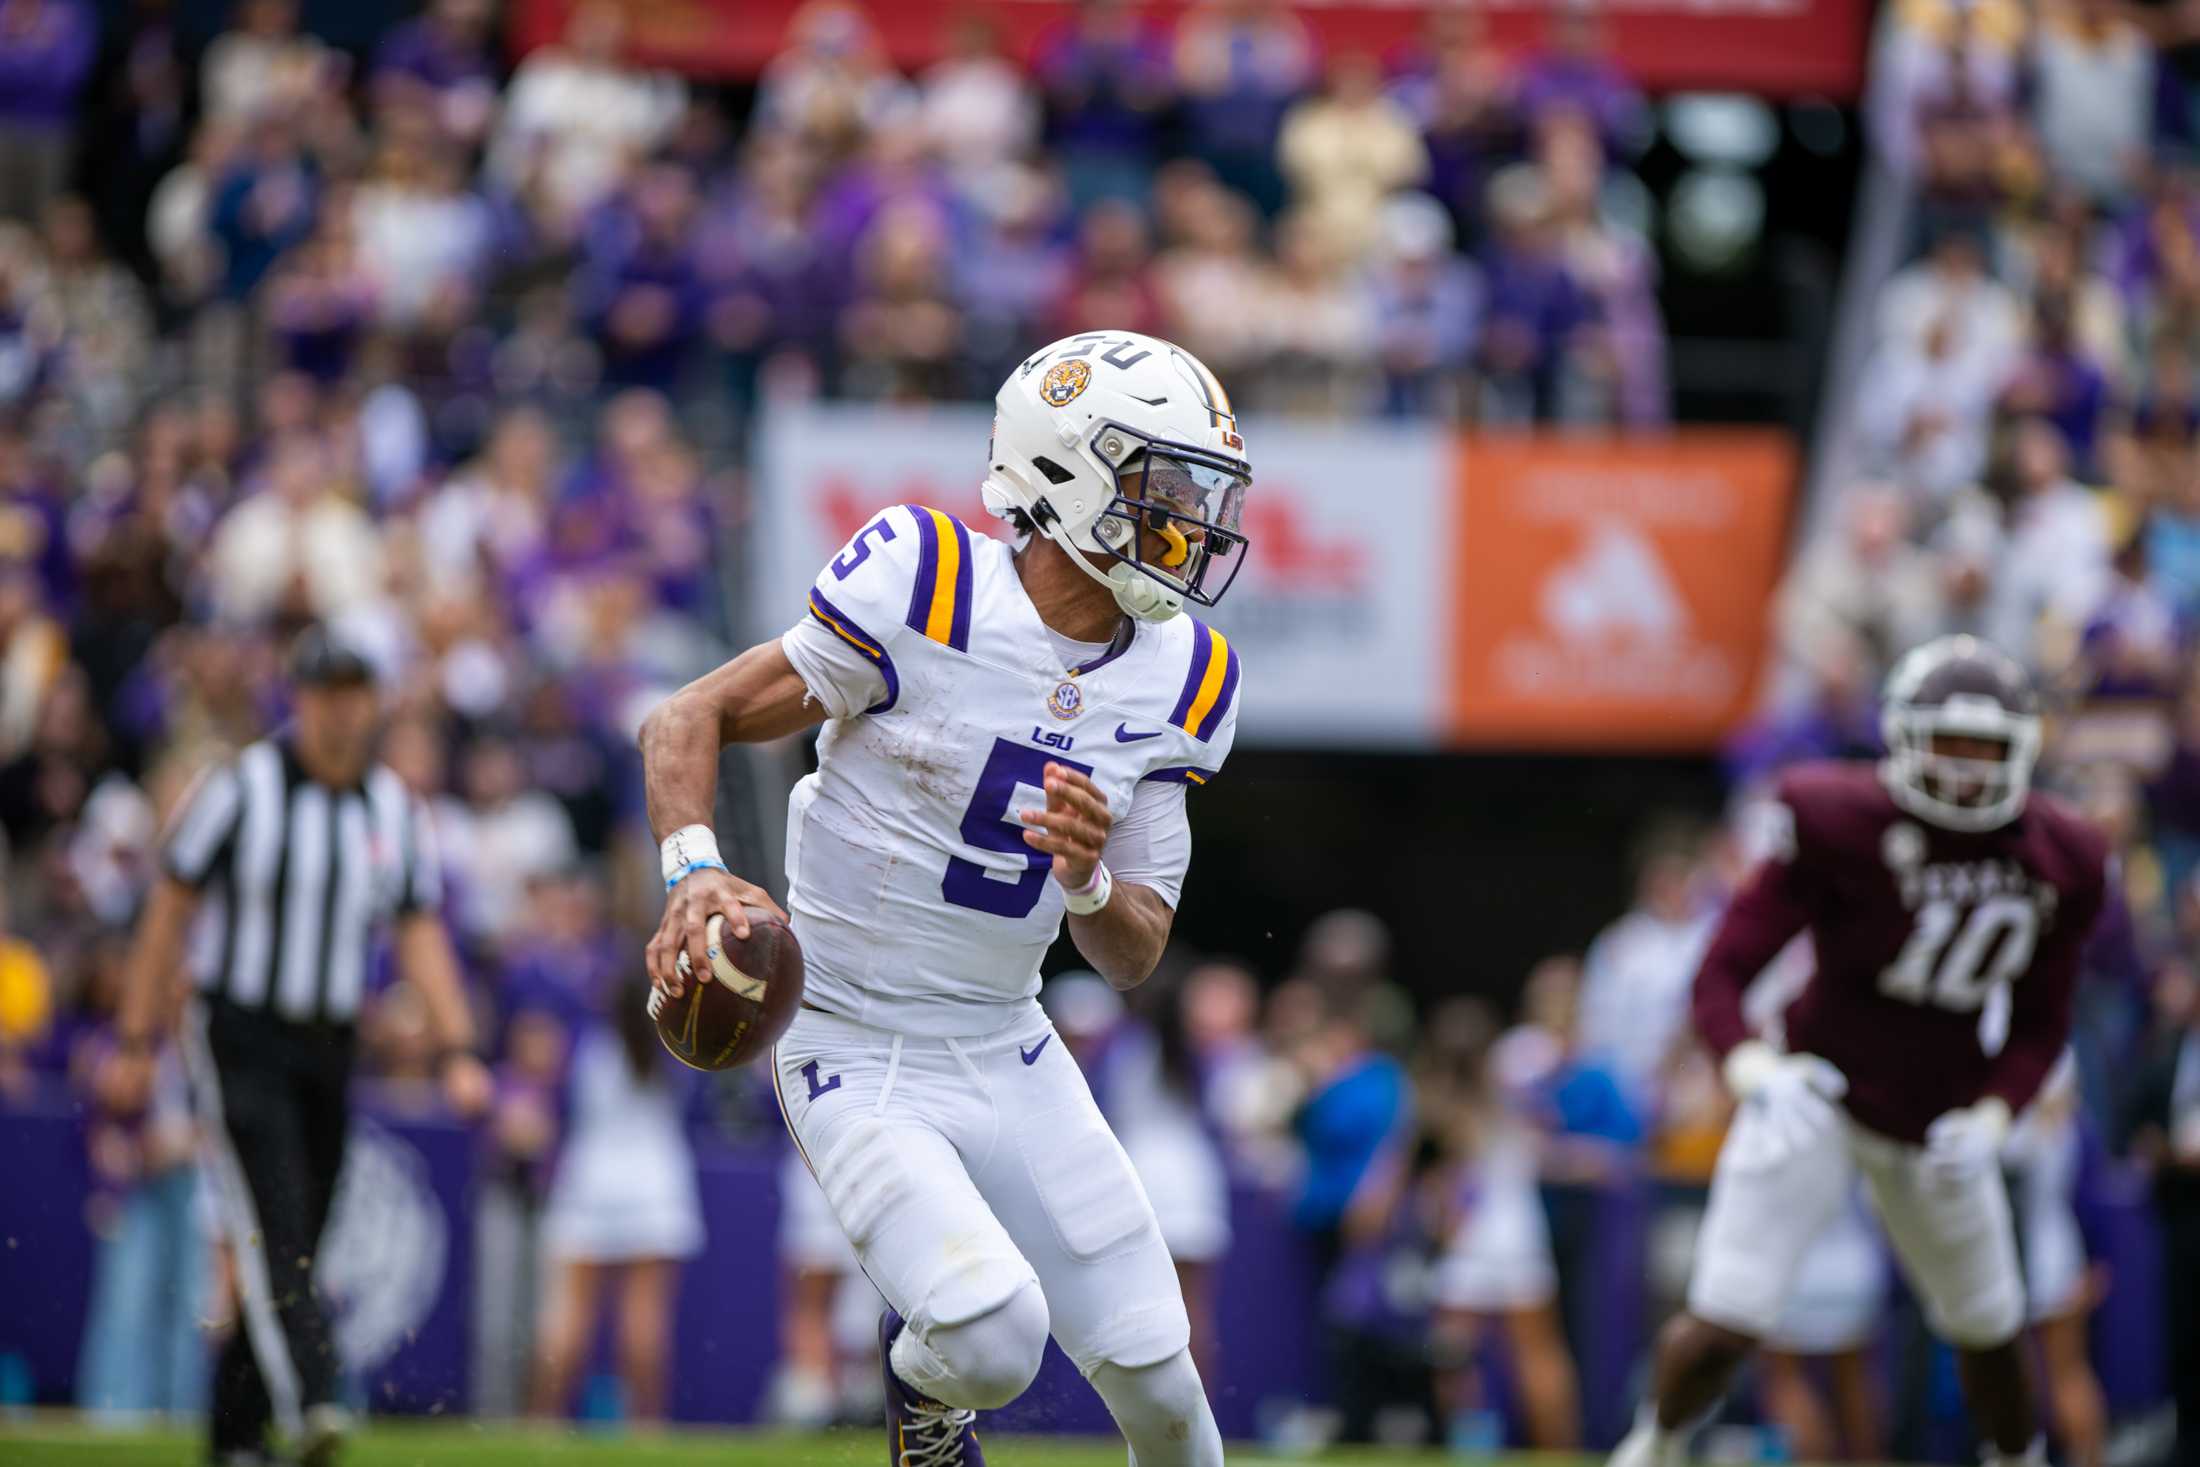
1114, 724, 1164, 742
1020, 1036, 1052, 1065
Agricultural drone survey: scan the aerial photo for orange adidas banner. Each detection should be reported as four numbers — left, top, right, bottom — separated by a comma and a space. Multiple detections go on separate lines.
1448, 433, 1797, 751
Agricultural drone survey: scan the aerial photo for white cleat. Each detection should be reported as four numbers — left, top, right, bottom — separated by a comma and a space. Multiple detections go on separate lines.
1981, 1436, 2048, 1467
1609, 1414, 1690, 1467
297, 1402, 353, 1467
765, 1365, 839, 1429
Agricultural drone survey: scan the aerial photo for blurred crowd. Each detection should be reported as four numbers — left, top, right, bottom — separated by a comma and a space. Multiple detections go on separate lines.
0, 0, 1672, 436
0, 0, 757, 1427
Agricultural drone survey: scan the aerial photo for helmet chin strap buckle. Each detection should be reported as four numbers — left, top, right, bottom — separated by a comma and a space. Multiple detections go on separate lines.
1053, 520, 1184, 622
1109, 565, 1182, 622
1070, 511, 1184, 621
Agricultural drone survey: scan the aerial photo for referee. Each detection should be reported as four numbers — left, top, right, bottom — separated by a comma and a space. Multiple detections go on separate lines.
109, 627, 491, 1467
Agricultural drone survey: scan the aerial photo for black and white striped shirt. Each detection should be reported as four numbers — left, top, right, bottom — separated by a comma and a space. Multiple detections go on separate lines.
162, 739, 442, 1025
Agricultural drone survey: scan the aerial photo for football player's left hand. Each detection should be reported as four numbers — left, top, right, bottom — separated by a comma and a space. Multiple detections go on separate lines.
1022, 763, 1111, 893
1922, 1097, 2012, 1185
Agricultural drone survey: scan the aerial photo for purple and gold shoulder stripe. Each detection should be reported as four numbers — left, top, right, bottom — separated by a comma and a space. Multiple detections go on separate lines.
807, 588, 900, 714
1143, 765, 1218, 787
903, 506, 974, 653
1167, 621, 1239, 742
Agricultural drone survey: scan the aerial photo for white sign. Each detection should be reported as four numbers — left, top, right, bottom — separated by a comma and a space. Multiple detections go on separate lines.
750, 403, 1451, 748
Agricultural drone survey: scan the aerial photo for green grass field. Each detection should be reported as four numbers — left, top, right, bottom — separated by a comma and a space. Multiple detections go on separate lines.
0, 1419, 1540, 1466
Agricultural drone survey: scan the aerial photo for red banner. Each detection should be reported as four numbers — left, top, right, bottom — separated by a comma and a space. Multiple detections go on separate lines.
509, 0, 1869, 101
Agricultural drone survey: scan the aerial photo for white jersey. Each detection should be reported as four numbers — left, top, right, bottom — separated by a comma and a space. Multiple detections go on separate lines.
778, 503, 1242, 1036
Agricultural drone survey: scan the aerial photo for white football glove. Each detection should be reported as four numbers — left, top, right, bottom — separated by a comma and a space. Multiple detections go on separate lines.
1922, 1098, 2012, 1186
1723, 1040, 1848, 1162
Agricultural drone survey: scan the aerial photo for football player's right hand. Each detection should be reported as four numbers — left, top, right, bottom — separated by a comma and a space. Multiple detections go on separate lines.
646, 867, 786, 999
1723, 1040, 1847, 1158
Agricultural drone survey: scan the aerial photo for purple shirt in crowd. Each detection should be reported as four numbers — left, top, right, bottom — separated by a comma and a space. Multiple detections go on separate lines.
1034, 19, 1172, 156
0, 0, 96, 128
1513, 52, 1643, 153
372, 16, 494, 95
1478, 238, 1593, 368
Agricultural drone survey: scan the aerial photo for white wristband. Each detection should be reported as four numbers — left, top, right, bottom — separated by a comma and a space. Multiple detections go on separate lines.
1721, 1040, 1779, 1101
1966, 1097, 2013, 1145
660, 824, 723, 885
1062, 862, 1113, 917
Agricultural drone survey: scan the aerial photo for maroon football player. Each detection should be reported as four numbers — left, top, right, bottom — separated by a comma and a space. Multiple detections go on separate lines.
1610, 635, 2108, 1467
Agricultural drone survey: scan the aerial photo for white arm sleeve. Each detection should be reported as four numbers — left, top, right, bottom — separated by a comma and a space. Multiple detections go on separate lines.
1102, 779, 1192, 910
780, 614, 889, 722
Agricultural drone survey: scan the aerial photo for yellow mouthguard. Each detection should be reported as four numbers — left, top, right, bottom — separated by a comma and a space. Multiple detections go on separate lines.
1156, 519, 1191, 568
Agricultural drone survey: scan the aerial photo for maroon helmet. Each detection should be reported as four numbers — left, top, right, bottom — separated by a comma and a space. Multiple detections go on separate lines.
1879, 635, 2042, 831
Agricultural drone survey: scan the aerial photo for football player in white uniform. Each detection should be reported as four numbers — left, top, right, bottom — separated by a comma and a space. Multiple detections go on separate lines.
640, 332, 1250, 1465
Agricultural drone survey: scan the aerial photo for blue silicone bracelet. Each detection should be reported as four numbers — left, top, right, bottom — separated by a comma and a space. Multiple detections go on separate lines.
665, 859, 731, 892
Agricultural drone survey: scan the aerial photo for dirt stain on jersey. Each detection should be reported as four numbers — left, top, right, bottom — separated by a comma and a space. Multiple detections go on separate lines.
879, 708, 967, 806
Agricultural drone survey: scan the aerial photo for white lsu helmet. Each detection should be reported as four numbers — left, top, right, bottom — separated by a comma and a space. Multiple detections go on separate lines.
981, 332, 1252, 622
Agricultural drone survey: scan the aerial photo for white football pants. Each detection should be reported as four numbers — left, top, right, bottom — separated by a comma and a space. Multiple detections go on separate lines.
1689, 1103, 2024, 1348
773, 1005, 1223, 1464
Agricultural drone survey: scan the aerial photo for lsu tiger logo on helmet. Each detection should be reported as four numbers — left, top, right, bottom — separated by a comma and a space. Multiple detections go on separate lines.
1040, 359, 1092, 406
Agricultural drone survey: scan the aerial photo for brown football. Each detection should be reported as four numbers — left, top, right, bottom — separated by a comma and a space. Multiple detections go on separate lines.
650, 908, 804, 1071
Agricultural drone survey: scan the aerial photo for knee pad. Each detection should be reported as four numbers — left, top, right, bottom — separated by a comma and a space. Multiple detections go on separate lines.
1915, 1226, 2024, 1351
895, 1278, 1049, 1411
1934, 1285, 2024, 1351
816, 1116, 1040, 1329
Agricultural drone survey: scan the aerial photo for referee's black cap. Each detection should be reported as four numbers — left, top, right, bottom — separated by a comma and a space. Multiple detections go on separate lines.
288, 625, 377, 688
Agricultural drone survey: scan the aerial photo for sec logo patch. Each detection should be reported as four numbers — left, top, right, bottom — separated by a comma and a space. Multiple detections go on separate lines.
1040, 359, 1091, 407
1048, 679, 1084, 719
